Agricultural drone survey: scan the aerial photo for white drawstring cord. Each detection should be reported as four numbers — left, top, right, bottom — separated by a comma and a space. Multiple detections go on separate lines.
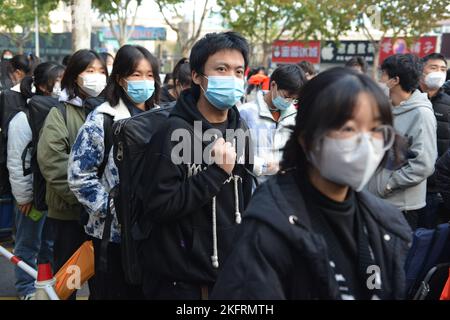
211, 196, 219, 269
234, 176, 242, 224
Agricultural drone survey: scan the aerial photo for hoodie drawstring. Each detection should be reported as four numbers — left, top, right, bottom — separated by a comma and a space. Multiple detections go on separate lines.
211, 175, 242, 269
234, 176, 242, 224
211, 196, 219, 269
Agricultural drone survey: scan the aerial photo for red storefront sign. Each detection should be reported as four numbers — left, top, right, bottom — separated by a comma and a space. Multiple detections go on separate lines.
272, 40, 321, 64
379, 36, 438, 63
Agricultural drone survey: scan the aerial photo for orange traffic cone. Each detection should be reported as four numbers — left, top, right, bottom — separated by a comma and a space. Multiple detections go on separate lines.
35, 263, 59, 300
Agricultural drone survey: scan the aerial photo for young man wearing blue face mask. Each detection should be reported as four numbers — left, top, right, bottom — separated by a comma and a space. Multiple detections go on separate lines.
138, 32, 254, 300
239, 64, 306, 184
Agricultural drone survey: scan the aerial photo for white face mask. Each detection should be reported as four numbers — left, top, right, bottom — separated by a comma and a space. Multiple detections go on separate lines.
107, 65, 113, 76
78, 73, 107, 97
52, 82, 62, 98
424, 71, 446, 90
308, 133, 387, 192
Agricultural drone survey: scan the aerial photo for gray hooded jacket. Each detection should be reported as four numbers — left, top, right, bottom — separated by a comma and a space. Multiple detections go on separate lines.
367, 90, 437, 211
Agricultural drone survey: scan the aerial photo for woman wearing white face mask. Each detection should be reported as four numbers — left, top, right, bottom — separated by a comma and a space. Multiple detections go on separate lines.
211, 67, 412, 300
37, 49, 107, 300
68, 45, 161, 299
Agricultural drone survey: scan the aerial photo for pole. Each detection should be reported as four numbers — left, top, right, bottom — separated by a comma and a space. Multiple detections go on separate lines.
34, 0, 40, 57
0, 245, 60, 300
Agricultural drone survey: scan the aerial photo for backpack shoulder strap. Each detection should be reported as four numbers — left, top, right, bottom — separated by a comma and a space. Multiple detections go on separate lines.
97, 113, 114, 178
56, 102, 67, 125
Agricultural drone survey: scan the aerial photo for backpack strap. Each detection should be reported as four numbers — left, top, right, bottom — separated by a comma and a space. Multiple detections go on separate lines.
56, 102, 67, 125
95, 113, 116, 273
98, 113, 114, 178
21, 141, 33, 176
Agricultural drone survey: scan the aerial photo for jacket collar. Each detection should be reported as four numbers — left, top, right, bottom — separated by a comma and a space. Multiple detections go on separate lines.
59, 89, 83, 107
256, 90, 297, 122
96, 98, 131, 121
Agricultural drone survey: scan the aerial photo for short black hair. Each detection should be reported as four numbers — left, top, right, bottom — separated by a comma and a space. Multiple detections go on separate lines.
381, 54, 422, 93
10, 54, 33, 75
270, 64, 306, 95
281, 67, 393, 170
20, 62, 65, 99
104, 45, 161, 110
177, 63, 192, 87
345, 57, 368, 73
189, 32, 249, 98
61, 49, 106, 100
172, 57, 189, 84
297, 61, 316, 76
422, 53, 447, 67
62, 54, 71, 66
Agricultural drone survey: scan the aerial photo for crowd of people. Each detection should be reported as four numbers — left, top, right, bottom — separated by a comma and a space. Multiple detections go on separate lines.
1, 30, 450, 300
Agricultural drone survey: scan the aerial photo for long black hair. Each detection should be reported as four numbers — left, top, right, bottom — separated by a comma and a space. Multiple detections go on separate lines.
20, 62, 65, 99
104, 45, 161, 110
61, 49, 106, 100
281, 67, 394, 171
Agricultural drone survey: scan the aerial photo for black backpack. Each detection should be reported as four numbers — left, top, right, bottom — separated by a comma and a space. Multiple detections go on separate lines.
22, 95, 109, 215
109, 105, 173, 285
22, 95, 61, 211
0, 89, 27, 196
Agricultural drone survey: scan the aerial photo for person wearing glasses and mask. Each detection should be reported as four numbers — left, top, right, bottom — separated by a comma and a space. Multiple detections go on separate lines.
239, 64, 306, 184
211, 67, 412, 300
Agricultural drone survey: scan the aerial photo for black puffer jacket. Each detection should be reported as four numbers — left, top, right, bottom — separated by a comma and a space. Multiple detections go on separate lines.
428, 90, 450, 192
211, 169, 412, 300
435, 149, 450, 210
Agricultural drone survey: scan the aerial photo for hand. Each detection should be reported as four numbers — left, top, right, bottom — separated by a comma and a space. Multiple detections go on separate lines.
266, 161, 280, 175
18, 203, 32, 216
211, 137, 236, 175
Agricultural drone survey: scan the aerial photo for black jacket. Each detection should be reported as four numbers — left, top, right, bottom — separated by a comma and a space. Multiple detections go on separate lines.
428, 90, 450, 192
211, 169, 412, 300
435, 149, 450, 210
138, 90, 253, 288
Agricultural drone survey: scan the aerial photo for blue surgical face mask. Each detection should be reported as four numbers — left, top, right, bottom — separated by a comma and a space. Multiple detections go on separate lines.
125, 79, 155, 104
201, 75, 245, 110
272, 95, 292, 111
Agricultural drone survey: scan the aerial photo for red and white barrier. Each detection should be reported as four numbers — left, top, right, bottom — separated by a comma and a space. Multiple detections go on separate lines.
0, 244, 59, 300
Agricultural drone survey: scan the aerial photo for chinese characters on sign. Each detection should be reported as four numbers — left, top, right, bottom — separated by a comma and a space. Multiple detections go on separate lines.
272, 40, 321, 64
321, 41, 375, 64
379, 36, 437, 63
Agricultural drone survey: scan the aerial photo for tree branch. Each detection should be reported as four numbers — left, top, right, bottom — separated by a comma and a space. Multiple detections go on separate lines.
125, 0, 139, 42
192, 0, 209, 42
155, 0, 180, 33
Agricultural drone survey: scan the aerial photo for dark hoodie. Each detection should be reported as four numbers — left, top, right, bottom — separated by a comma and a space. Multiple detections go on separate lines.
138, 90, 253, 294
211, 169, 412, 300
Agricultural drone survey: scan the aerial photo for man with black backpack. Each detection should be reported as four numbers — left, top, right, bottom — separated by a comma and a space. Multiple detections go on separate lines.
138, 32, 254, 299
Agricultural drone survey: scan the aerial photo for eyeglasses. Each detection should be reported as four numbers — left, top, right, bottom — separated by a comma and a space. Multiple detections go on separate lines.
276, 90, 299, 105
326, 124, 395, 152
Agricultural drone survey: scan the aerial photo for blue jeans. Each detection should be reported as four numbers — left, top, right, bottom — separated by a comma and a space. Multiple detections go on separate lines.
14, 205, 54, 296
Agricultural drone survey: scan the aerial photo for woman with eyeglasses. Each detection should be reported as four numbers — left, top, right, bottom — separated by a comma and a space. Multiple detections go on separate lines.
211, 67, 412, 300
239, 64, 306, 185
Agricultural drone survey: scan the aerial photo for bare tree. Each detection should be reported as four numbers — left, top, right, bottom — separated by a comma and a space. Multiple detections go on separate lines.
155, 0, 210, 57
93, 0, 142, 46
